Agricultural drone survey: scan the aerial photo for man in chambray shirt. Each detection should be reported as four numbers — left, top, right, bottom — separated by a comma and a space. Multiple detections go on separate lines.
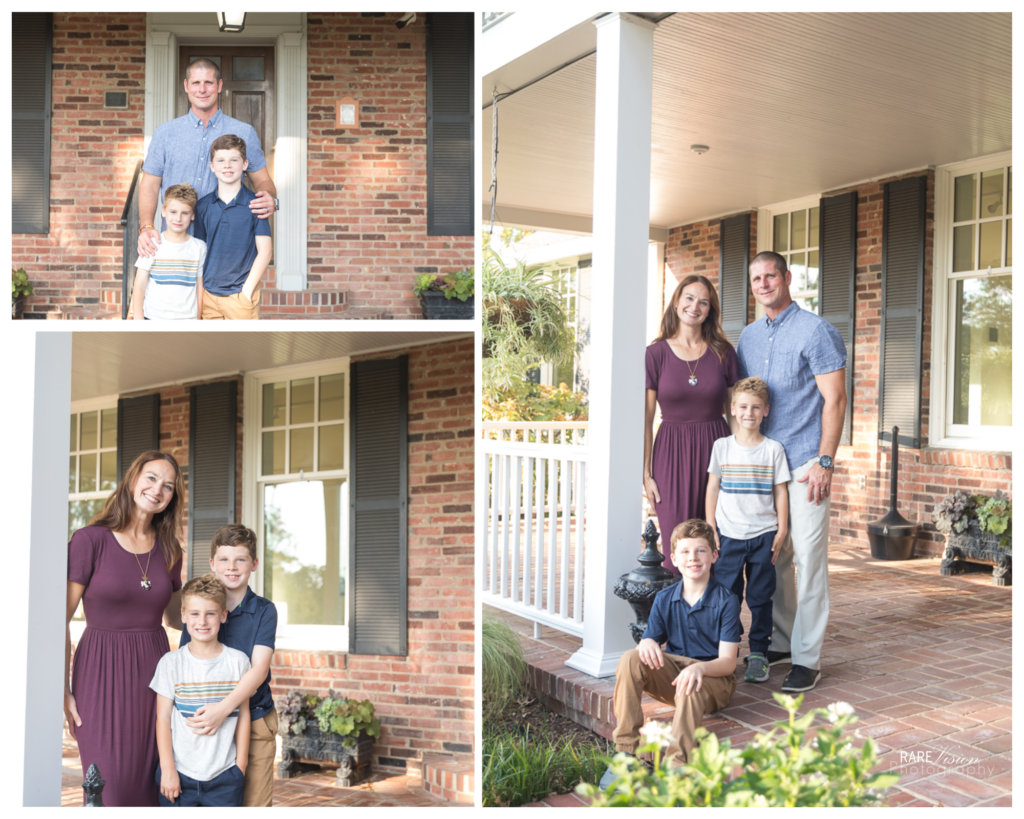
137, 58, 277, 258
737, 251, 847, 695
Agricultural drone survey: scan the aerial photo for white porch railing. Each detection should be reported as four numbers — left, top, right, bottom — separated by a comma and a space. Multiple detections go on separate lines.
479, 422, 588, 638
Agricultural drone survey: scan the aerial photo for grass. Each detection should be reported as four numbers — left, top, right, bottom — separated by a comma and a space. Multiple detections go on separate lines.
481, 613, 528, 720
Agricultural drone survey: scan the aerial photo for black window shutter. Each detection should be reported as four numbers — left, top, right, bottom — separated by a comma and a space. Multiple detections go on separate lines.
350, 356, 408, 656
188, 382, 237, 579
117, 394, 161, 483
12, 12, 52, 234
879, 176, 926, 448
426, 13, 473, 236
719, 214, 750, 345
819, 192, 857, 446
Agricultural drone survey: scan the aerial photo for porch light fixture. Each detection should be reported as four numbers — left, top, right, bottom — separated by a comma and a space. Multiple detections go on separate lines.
690, 144, 709, 155
217, 13, 247, 33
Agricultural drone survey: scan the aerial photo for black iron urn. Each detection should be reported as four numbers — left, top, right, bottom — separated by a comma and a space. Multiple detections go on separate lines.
614, 519, 678, 643
866, 426, 920, 560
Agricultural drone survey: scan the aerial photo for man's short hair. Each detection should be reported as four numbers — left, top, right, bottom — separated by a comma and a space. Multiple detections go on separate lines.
732, 376, 770, 405
185, 57, 221, 82
210, 134, 247, 163
181, 573, 228, 611
750, 250, 788, 276
670, 519, 717, 553
211, 523, 258, 561
162, 183, 198, 211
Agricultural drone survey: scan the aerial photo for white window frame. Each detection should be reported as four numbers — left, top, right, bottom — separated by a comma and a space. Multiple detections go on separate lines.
930, 151, 1012, 449
756, 194, 822, 321
538, 259, 581, 390
242, 357, 351, 651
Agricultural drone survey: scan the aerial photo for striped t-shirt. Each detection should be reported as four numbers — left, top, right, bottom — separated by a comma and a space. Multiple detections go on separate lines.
149, 643, 250, 782
135, 234, 206, 320
708, 435, 791, 540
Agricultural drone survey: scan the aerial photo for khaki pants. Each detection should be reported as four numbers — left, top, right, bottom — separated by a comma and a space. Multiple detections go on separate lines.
243, 708, 278, 807
612, 650, 736, 767
203, 284, 261, 320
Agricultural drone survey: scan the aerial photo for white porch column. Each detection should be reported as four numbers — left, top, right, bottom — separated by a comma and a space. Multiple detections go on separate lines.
567, 13, 656, 678
144, 27, 178, 154
17, 333, 73, 805
275, 30, 308, 291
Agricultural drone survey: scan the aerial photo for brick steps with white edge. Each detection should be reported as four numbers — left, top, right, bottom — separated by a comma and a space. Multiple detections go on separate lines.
419, 754, 474, 805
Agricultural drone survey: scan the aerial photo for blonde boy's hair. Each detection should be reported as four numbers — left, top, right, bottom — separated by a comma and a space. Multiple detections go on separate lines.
181, 573, 228, 611
670, 519, 717, 553
732, 376, 770, 405
211, 523, 258, 562
163, 183, 198, 211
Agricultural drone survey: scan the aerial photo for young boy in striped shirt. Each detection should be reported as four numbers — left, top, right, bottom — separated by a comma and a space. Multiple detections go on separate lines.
705, 376, 791, 685
150, 574, 250, 807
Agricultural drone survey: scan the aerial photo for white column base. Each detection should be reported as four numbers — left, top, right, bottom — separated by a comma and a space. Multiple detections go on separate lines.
566, 646, 625, 679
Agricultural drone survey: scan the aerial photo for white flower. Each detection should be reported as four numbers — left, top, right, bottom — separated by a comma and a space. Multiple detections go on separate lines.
826, 701, 855, 723
751, 795, 769, 807
639, 720, 674, 749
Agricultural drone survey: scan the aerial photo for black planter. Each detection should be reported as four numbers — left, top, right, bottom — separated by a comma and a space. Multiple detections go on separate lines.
12, 298, 23, 320
278, 723, 375, 787
420, 291, 474, 320
940, 520, 1012, 586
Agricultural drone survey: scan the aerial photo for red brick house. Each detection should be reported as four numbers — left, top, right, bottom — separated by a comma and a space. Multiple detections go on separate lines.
12, 12, 474, 319
22, 331, 474, 804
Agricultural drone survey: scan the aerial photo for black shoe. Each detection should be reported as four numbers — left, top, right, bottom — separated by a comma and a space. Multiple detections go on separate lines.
743, 650, 792, 667
781, 665, 821, 693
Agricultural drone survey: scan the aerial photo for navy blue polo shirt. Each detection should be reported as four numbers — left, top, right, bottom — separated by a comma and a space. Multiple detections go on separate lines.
180, 586, 278, 721
193, 185, 272, 296
641, 576, 741, 662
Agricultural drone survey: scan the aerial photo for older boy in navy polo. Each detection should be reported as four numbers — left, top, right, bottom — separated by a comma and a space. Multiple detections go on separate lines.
601, 519, 740, 787
194, 135, 272, 320
180, 525, 278, 807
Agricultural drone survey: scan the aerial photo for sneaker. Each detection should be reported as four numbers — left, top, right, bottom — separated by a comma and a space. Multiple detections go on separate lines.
598, 753, 637, 790
781, 664, 821, 692
744, 653, 770, 683
744, 650, 792, 667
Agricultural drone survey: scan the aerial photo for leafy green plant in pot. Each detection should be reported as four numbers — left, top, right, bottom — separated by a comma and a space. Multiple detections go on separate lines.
12, 267, 33, 319
414, 269, 475, 319
976, 490, 1012, 547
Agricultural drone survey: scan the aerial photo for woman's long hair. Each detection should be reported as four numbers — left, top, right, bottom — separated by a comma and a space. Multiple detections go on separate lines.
654, 274, 733, 362
90, 450, 184, 571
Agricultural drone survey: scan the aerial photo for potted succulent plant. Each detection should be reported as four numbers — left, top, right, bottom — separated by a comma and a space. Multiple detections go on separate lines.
275, 690, 381, 786
934, 489, 1012, 586
12, 267, 33, 319
414, 268, 475, 320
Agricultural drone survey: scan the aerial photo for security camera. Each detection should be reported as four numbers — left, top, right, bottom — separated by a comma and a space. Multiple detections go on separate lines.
396, 13, 417, 29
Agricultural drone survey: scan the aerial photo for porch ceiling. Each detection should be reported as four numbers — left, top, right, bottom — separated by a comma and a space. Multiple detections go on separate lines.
482, 12, 1011, 231
70, 331, 470, 401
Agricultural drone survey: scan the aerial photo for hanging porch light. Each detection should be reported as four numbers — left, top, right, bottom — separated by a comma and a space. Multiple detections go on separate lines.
217, 13, 247, 33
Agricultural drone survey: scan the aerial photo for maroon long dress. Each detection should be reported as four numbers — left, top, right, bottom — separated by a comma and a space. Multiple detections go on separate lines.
68, 526, 182, 807
646, 339, 739, 573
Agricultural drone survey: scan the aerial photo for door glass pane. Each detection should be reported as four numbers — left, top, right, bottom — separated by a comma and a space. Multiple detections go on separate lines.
262, 430, 284, 476
319, 424, 345, 471
952, 225, 974, 273
809, 207, 820, 247
100, 452, 117, 491
953, 173, 975, 222
979, 221, 1003, 269
81, 411, 98, 451
232, 56, 264, 81
69, 456, 77, 494
773, 213, 789, 252
70, 415, 77, 450
791, 209, 807, 250
980, 169, 1004, 218
101, 408, 117, 448
291, 378, 315, 425
290, 428, 314, 472
262, 479, 347, 626
262, 382, 286, 427
80, 453, 97, 492
69, 499, 108, 542
319, 374, 345, 422
951, 276, 1012, 426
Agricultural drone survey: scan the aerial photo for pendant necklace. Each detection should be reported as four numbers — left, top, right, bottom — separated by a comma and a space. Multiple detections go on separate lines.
128, 537, 154, 590
684, 343, 706, 387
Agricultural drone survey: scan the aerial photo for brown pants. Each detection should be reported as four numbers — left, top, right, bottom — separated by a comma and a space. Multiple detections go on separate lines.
202, 283, 261, 320
243, 708, 278, 807
612, 649, 736, 767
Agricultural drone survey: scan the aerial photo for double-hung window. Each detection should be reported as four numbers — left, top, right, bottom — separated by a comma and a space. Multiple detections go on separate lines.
758, 196, 821, 318
539, 263, 580, 391
68, 401, 118, 540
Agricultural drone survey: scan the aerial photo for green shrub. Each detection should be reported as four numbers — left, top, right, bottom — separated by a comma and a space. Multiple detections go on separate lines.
579, 693, 899, 807
481, 613, 528, 719
482, 378, 588, 423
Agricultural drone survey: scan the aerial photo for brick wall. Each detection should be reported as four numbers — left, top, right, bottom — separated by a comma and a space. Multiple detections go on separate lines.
14, 13, 147, 318
659, 179, 1011, 559
305, 12, 474, 319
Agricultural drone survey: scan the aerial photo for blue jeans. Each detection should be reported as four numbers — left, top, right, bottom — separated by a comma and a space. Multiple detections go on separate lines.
714, 530, 776, 655
156, 762, 245, 807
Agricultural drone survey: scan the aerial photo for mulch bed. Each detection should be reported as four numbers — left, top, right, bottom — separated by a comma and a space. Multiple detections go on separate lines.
488, 695, 614, 754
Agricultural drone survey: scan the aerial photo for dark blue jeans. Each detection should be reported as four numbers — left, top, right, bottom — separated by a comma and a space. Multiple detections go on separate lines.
715, 530, 776, 655
156, 762, 245, 807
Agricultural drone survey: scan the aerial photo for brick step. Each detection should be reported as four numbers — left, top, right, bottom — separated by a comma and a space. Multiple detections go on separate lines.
60, 306, 121, 320
263, 307, 391, 321
419, 754, 474, 805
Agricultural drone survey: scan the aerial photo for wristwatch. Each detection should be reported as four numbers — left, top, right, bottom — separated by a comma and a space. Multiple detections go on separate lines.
817, 455, 834, 470
273, 198, 280, 212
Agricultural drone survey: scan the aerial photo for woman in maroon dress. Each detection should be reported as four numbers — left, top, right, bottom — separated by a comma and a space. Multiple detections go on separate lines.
645, 275, 739, 573
64, 451, 185, 806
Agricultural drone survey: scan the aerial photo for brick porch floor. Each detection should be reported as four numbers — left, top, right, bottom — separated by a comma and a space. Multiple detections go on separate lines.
492, 547, 1011, 808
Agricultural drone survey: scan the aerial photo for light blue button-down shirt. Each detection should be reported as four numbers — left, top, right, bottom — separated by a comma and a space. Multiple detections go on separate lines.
737, 302, 847, 471
143, 108, 267, 231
